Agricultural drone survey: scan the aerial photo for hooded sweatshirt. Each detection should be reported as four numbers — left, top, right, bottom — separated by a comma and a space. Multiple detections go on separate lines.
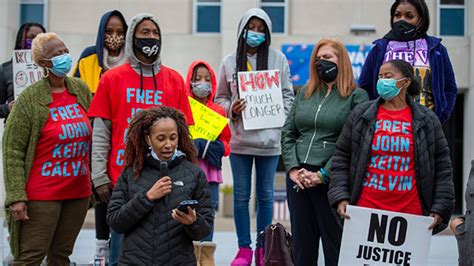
87, 13, 193, 186
185, 60, 231, 182
215, 8, 294, 156
73, 10, 128, 93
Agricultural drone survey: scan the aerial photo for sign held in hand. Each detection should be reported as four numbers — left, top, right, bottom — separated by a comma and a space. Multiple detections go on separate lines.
339, 205, 434, 266
188, 97, 228, 141
238, 70, 285, 130
12, 50, 43, 98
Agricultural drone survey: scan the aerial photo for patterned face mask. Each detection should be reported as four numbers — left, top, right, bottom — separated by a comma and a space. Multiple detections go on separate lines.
104, 33, 125, 51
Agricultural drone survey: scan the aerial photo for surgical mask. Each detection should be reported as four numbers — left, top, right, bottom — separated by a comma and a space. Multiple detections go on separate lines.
104, 33, 125, 51
24, 39, 33, 49
134, 38, 161, 60
316, 59, 338, 83
150, 148, 178, 161
376, 78, 406, 100
245, 30, 266, 48
45, 53, 73, 77
191, 82, 212, 98
392, 20, 417, 41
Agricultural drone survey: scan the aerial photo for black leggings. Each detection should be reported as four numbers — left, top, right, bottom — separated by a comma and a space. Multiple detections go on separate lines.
286, 165, 342, 266
95, 201, 110, 240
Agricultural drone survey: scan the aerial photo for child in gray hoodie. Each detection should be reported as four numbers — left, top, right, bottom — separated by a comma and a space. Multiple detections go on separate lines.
214, 7, 294, 266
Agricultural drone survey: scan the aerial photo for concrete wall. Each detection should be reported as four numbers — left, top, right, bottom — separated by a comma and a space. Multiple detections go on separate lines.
0, 0, 20, 61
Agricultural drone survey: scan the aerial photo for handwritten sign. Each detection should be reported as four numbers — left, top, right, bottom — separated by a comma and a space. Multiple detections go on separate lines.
339, 205, 434, 266
188, 97, 228, 141
12, 49, 43, 98
237, 70, 285, 130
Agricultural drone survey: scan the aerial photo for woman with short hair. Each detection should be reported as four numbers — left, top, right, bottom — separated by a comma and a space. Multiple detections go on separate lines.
3, 32, 93, 265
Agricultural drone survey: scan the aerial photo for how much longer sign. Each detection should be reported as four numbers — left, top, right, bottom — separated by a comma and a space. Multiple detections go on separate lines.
237, 70, 285, 130
339, 205, 434, 266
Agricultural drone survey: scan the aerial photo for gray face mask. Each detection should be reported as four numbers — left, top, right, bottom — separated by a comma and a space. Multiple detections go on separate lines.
191, 82, 212, 99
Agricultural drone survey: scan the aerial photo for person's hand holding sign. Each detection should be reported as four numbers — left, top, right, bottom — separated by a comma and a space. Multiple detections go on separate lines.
337, 200, 351, 219
232, 99, 247, 116
428, 212, 442, 230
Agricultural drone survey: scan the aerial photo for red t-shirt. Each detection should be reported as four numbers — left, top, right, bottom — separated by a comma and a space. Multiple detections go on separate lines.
357, 105, 423, 215
87, 64, 194, 184
26, 90, 92, 200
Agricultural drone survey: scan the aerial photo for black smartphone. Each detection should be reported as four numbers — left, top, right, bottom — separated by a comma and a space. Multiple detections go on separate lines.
177, 200, 198, 214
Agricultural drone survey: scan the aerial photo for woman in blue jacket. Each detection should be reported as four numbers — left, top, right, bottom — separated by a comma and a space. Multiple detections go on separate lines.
358, 0, 457, 124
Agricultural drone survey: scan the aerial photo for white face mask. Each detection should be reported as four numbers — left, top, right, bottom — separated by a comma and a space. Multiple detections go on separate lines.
191, 82, 212, 98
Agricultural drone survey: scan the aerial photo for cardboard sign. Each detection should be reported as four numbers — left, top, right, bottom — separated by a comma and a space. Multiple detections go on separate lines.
237, 70, 285, 130
339, 205, 434, 266
12, 49, 43, 98
188, 97, 228, 141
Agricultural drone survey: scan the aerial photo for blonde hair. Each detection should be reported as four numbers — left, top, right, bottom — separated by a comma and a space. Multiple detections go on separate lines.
305, 38, 356, 99
31, 32, 60, 65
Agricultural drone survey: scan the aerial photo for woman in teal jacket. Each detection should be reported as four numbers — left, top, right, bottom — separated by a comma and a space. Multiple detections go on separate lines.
281, 38, 368, 266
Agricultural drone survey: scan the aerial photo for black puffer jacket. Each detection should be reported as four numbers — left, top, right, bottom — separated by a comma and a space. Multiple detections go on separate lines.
107, 155, 212, 265
0, 60, 14, 119
328, 97, 454, 234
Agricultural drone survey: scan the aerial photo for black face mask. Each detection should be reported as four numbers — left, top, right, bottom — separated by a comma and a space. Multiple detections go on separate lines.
392, 20, 418, 41
316, 59, 338, 83
134, 38, 161, 60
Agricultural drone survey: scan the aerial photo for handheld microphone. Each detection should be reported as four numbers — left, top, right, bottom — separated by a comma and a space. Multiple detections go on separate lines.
160, 161, 169, 178
160, 161, 171, 206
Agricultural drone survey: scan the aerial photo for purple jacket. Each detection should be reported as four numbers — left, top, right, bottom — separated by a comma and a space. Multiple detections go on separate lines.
358, 36, 457, 124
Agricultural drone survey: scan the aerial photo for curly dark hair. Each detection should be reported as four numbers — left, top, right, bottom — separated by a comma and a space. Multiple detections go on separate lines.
124, 106, 197, 179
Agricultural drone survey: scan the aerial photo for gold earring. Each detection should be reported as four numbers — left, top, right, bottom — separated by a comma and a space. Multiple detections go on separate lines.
42, 68, 49, 78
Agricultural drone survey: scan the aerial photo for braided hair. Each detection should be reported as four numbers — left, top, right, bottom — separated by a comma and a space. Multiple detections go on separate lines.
124, 106, 197, 180
235, 17, 270, 72
14, 22, 46, 50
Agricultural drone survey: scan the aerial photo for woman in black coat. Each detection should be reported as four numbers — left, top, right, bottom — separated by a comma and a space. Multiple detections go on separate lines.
328, 59, 454, 235
107, 106, 212, 265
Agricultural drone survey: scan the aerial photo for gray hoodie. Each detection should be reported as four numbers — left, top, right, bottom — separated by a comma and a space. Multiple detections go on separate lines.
125, 13, 161, 77
215, 8, 294, 156
91, 13, 163, 188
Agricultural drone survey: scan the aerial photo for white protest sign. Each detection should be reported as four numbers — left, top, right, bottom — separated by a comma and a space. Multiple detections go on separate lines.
339, 205, 434, 266
237, 70, 285, 130
12, 49, 43, 98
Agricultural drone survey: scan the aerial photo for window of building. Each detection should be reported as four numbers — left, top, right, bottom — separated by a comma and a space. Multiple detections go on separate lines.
194, 0, 221, 34
438, 0, 465, 36
259, 0, 287, 34
20, 0, 46, 26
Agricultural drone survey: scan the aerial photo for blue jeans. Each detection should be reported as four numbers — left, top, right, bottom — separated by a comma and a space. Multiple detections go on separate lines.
229, 153, 280, 248
109, 228, 123, 266
202, 182, 219, 242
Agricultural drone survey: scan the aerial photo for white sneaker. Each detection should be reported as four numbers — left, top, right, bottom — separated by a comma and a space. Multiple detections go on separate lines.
96, 239, 109, 258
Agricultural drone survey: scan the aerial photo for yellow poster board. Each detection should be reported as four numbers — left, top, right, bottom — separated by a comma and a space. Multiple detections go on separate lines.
188, 97, 228, 141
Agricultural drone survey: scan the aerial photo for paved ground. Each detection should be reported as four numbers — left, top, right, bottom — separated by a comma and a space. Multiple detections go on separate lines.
1, 212, 460, 266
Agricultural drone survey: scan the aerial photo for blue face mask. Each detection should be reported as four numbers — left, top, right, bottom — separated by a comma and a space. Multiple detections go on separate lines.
245, 30, 266, 48
46, 53, 72, 77
376, 78, 405, 100
150, 148, 178, 161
